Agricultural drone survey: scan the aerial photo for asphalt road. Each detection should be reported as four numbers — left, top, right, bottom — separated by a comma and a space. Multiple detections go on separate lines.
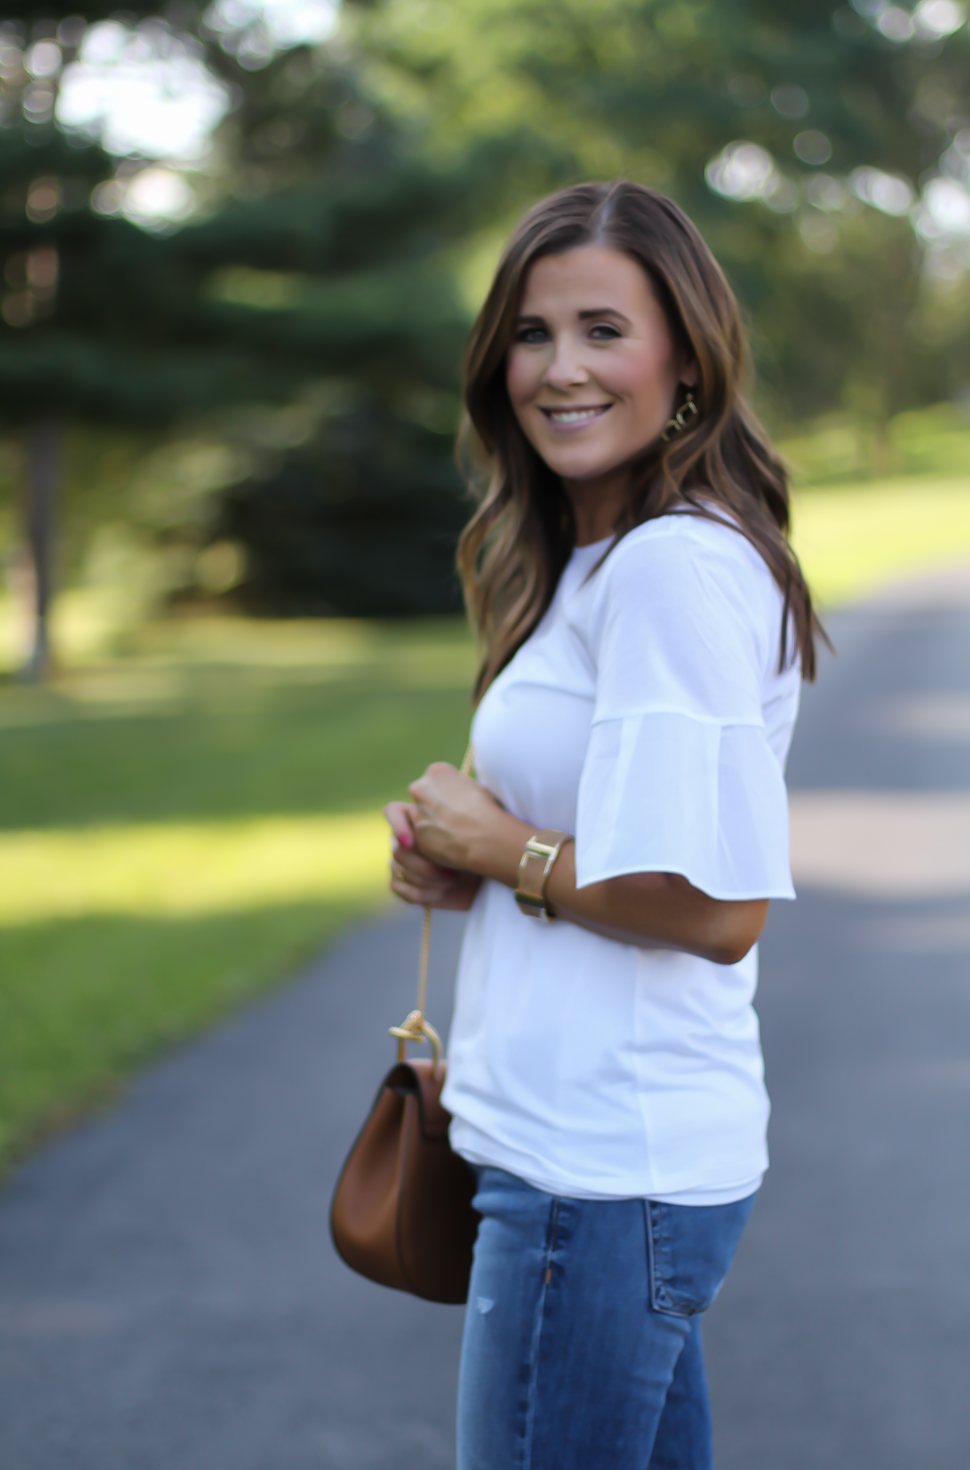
1, 569, 969, 1469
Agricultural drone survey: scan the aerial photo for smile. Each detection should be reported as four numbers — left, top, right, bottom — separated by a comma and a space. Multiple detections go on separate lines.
539, 405, 612, 426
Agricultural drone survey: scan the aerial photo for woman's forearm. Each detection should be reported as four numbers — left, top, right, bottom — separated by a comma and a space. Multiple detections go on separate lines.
403, 764, 767, 964
464, 807, 767, 966
545, 846, 768, 965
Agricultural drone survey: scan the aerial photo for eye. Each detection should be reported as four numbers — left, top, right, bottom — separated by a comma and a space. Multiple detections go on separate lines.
589, 322, 622, 341
514, 326, 549, 344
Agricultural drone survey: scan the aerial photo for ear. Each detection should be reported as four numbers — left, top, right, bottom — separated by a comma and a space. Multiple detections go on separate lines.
681, 359, 700, 389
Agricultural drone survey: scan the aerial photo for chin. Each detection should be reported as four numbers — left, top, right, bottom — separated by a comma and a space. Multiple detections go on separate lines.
541, 446, 625, 480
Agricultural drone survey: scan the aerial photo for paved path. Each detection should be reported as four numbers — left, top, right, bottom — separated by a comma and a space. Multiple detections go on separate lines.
706, 566, 970, 1469
2, 569, 970, 1468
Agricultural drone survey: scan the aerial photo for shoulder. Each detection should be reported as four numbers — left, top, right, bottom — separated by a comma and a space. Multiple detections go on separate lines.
580, 510, 781, 719
587, 509, 786, 682
602, 510, 778, 612
610, 507, 767, 571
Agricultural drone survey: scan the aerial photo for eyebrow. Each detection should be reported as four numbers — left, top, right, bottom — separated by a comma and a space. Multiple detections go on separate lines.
578, 308, 631, 324
513, 307, 632, 326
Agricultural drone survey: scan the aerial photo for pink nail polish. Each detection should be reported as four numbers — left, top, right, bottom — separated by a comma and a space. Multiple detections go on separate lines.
399, 831, 413, 849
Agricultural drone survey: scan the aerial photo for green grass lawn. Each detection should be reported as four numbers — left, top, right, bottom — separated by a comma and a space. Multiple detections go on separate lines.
2, 462, 969, 1178
792, 475, 970, 606
0, 617, 477, 1173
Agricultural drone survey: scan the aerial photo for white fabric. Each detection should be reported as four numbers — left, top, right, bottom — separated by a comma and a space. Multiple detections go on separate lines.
441, 513, 801, 1203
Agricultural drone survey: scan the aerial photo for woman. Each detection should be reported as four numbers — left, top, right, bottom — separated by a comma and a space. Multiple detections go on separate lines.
385, 181, 820, 1470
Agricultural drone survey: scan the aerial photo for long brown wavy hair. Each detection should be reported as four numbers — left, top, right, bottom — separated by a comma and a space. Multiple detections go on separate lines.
457, 180, 823, 700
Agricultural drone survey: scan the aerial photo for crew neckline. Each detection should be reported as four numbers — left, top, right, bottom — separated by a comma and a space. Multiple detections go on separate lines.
572, 533, 614, 557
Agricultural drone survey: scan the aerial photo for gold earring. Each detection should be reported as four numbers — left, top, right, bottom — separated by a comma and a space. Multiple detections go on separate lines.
661, 390, 699, 442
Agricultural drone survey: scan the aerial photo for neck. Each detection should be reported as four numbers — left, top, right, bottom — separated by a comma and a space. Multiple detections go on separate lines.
564, 466, 630, 547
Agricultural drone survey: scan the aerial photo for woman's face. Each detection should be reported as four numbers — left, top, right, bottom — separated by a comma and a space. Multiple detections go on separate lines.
505, 246, 696, 486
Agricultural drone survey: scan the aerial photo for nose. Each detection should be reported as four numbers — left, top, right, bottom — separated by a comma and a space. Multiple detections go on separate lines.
542, 334, 589, 392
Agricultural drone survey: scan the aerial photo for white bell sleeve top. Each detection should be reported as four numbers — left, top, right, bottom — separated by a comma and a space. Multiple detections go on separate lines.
441, 512, 801, 1204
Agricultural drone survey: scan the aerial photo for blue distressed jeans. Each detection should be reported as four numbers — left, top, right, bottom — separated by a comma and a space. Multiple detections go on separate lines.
456, 1167, 756, 1470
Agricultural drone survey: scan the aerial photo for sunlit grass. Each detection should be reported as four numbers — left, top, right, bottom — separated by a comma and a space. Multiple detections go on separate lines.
778, 404, 970, 603
0, 901, 381, 1166
0, 618, 476, 1174
0, 811, 393, 923
0, 813, 391, 923
792, 476, 970, 607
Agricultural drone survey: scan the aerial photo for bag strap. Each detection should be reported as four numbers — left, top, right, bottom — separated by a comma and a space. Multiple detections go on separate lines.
390, 745, 474, 1073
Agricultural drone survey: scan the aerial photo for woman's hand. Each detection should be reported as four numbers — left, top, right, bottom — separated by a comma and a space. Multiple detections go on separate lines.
406, 762, 514, 872
384, 798, 483, 912
388, 763, 768, 964
384, 761, 530, 911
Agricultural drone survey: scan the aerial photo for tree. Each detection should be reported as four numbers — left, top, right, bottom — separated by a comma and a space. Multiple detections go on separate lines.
358, 0, 970, 428
0, 5, 505, 667
4, 0, 969, 664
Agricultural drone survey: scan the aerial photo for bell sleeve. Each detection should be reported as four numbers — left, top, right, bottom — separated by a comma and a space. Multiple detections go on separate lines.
574, 520, 795, 900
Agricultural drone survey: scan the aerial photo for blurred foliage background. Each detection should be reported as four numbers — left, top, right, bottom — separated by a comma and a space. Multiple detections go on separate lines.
2, 0, 970, 1168
2, 0, 970, 660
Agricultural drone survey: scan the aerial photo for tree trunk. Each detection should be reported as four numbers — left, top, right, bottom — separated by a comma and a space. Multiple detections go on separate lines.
22, 418, 60, 682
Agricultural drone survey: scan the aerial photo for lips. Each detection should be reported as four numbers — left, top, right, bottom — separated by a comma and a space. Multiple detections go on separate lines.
539, 404, 612, 425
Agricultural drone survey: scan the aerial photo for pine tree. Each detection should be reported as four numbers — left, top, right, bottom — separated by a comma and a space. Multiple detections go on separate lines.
0, 6, 503, 668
